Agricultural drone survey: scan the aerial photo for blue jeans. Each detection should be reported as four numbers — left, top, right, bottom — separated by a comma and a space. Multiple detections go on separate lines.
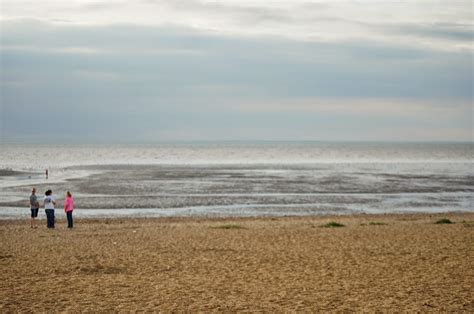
66, 211, 73, 228
45, 209, 55, 228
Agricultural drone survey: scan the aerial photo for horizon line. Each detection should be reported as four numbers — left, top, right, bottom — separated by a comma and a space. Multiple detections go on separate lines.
1, 139, 473, 145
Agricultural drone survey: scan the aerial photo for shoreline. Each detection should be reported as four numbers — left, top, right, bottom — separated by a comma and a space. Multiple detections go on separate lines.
2, 211, 474, 227
0, 208, 472, 221
2, 211, 474, 228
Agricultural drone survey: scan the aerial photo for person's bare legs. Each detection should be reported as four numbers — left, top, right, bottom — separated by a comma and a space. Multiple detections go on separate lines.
30, 216, 37, 228
30, 209, 38, 228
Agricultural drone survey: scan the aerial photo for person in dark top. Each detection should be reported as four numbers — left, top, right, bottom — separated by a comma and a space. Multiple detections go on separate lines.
29, 187, 39, 228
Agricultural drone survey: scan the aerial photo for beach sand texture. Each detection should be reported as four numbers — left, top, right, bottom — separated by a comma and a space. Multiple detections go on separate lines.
1, 213, 473, 311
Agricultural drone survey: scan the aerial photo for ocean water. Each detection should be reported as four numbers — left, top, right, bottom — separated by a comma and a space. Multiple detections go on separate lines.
0, 142, 472, 218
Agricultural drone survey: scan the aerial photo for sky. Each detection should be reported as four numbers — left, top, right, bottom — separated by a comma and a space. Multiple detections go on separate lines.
0, 0, 473, 143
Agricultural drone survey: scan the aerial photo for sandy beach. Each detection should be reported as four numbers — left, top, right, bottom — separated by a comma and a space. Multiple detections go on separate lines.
2, 0, 473, 309
1, 212, 472, 311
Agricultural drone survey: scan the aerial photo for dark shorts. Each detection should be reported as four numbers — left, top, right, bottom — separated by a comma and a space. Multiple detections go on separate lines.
30, 208, 39, 218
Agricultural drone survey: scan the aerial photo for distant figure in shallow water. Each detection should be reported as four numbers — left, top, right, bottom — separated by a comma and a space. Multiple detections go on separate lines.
44, 190, 56, 228
64, 191, 74, 229
45, 169, 48, 179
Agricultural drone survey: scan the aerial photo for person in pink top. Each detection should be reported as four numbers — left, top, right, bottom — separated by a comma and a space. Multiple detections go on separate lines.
64, 191, 74, 229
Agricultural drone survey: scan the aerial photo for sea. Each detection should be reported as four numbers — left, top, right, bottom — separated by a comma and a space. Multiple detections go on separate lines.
0, 142, 472, 219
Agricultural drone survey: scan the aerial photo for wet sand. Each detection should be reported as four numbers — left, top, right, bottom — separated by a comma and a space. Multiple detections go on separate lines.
1, 164, 472, 215
1, 213, 473, 311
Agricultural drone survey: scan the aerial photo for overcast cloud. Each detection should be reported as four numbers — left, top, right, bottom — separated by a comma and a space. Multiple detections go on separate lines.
1, 0, 472, 142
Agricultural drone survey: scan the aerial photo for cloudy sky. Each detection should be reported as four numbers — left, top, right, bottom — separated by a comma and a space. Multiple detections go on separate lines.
1, 0, 472, 142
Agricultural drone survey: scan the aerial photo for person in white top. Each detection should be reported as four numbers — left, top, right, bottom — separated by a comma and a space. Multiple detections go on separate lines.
44, 190, 56, 229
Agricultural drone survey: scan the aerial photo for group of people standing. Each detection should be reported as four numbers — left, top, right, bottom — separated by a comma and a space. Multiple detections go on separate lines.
29, 188, 75, 229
